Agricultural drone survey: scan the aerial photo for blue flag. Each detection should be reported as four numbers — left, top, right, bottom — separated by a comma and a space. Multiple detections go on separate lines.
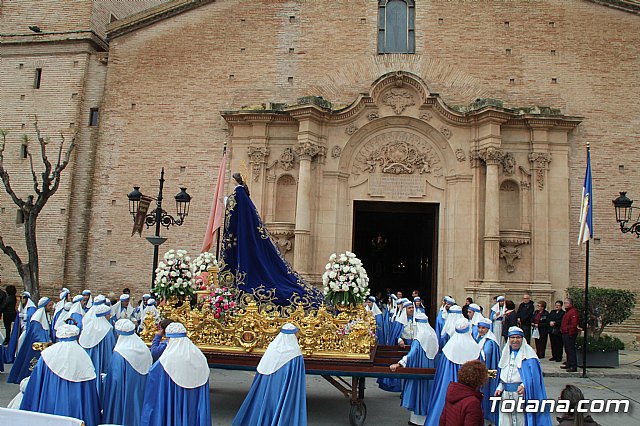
578, 150, 593, 245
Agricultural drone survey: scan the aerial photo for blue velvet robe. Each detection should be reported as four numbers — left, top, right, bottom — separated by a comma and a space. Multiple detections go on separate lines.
372, 313, 387, 347
20, 358, 101, 426
400, 340, 435, 416
0, 343, 4, 372
232, 355, 307, 426
424, 352, 461, 426
85, 331, 116, 402
24, 306, 36, 331
4, 315, 21, 363
479, 338, 500, 425
70, 312, 84, 333
434, 310, 446, 341
497, 358, 552, 426
140, 362, 211, 426
103, 352, 148, 426
376, 319, 404, 392
7, 320, 51, 384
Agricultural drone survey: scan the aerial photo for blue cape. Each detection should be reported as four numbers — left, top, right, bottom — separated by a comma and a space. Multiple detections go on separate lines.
103, 352, 148, 426
479, 338, 500, 424
401, 340, 436, 416
4, 315, 21, 363
141, 362, 211, 426
424, 352, 461, 426
233, 355, 307, 426
20, 358, 101, 426
85, 331, 116, 402
219, 185, 323, 311
7, 319, 51, 384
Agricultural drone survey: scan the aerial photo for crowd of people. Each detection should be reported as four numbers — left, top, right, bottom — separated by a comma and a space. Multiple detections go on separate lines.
365, 290, 590, 426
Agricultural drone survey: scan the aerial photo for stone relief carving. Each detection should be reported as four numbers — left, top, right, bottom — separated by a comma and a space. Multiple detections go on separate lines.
331, 145, 342, 158
352, 131, 443, 177
499, 246, 521, 273
294, 142, 324, 160
502, 152, 516, 175
367, 112, 379, 121
479, 147, 504, 165
469, 149, 482, 168
420, 112, 433, 121
500, 180, 518, 191
346, 125, 358, 135
528, 152, 551, 190
247, 146, 270, 182
455, 148, 466, 162
279, 147, 295, 171
440, 127, 452, 139
381, 89, 415, 115
519, 165, 531, 190
270, 229, 294, 253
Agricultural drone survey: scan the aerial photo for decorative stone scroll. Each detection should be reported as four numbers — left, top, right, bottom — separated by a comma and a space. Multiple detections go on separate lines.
479, 147, 504, 165
499, 246, 521, 273
528, 152, 551, 190
247, 146, 270, 181
279, 147, 295, 171
381, 89, 415, 115
455, 148, 466, 162
346, 125, 358, 135
367, 112, 379, 121
294, 142, 324, 160
330, 145, 342, 158
499, 230, 530, 273
351, 131, 443, 177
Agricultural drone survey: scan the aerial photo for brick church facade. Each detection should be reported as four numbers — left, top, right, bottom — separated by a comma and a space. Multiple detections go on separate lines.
1, 0, 639, 338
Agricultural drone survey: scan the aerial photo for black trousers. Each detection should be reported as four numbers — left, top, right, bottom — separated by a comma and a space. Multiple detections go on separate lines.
563, 333, 577, 369
535, 332, 548, 358
522, 323, 532, 343
549, 332, 563, 361
3, 316, 13, 344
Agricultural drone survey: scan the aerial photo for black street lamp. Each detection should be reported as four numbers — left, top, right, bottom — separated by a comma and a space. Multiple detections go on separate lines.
612, 191, 640, 237
128, 168, 192, 287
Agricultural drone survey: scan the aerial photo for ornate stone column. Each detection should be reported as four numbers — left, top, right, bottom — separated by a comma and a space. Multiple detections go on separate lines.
480, 147, 504, 284
529, 151, 551, 282
293, 142, 322, 274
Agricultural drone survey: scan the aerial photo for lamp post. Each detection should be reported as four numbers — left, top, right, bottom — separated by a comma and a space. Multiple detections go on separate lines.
612, 192, 640, 237
128, 168, 192, 287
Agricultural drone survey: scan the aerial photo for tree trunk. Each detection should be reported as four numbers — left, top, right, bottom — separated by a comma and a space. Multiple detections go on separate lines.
23, 212, 40, 300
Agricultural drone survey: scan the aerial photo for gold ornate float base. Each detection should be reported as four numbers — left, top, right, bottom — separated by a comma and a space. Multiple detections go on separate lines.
142, 298, 376, 360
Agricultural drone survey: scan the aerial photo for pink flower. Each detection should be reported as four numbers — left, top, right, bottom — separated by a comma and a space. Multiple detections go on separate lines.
214, 313, 220, 319
222, 287, 228, 292
223, 304, 229, 309
230, 302, 236, 308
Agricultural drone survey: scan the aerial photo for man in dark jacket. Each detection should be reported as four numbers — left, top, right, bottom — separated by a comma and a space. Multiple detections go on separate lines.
561, 297, 579, 372
516, 293, 535, 343
547, 300, 565, 362
1, 285, 18, 345
439, 360, 486, 426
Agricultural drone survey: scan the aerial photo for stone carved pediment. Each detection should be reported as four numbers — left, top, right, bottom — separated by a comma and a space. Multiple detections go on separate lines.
351, 131, 443, 178
381, 89, 416, 115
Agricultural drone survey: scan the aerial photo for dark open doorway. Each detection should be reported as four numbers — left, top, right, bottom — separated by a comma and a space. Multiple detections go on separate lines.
352, 201, 438, 319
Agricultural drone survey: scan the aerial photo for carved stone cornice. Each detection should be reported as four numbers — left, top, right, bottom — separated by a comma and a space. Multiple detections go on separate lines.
479, 147, 504, 166
528, 152, 551, 190
294, 142, 324, 161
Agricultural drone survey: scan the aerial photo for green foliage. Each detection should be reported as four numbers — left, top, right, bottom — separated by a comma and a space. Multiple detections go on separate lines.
567, 287, 636, 340
576, 334, 624, 352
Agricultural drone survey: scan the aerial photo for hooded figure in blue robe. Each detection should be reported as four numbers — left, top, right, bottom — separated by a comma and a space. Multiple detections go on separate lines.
82, 294, 107, 331
434, 296, 454, 342
476, 317, 500, 425
425, 318, 481, 426
233, 323, 307, 426
103, 319, 152, 426
68, 295, 85, 333
378, 300, 413, 392
495, 326, 552, 426
141, 322, 211, 426
467, 303, 484, 340
20, 323, 101, 426
219, 174, 323, 309
490, 295, 506, 350
5, 292, 37, 364
8, 297, 53, 384
79, 303, 116, 402
413, 297, 426, 314
111, 294, 137, 328
82, 289, 93, 313
390, 312, 438, 426
52, 288, 70, 338
4, 312, 21, 364
365, 296, 387, 345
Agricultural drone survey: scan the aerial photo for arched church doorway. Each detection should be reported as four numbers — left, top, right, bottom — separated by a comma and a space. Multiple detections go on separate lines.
352, 200, 438, 320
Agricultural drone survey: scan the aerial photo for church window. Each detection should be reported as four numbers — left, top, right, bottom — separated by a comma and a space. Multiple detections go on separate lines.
89, 108, 99, 126
34, 68, 42, 89
378, 1, 415, 54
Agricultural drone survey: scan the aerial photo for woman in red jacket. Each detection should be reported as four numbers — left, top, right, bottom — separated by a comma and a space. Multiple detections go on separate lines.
439, 360, 488, 426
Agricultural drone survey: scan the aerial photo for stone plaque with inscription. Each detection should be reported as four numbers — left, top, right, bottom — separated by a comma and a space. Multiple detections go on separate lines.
368, 174, 425, 198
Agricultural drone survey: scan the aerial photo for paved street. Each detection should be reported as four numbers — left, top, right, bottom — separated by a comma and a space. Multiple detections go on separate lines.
1, 367, 638, 425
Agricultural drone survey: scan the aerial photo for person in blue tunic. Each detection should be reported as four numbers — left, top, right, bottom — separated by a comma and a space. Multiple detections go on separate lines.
390, 312, 438, 426
434, 296, 455, 346
141, 322, 211, 426
82, 289, 93, 313
111, 294, 137, 328
52, 288, 70, 335
68, 294, 85, 332
378, 300, 414, 392
413, 296, 426, 314
8, 297, 54, 384
439, 304, 465, 349
494, 326, 552, 426
20, 323, 101, 426
476, 317, 500, 425
79, 303, 116, 402
103, 319, 152, 426
467, 303, 485, 340
233, 323, 307, 426
82, 294, 107, 330
490, 295, 506, 349
425, 318, 481, 426
365, 296, 387, 345
54, 301, 72, 333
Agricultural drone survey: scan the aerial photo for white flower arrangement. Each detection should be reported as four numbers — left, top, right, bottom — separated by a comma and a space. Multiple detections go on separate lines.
153, 249, 196, 301
322, 251, 370, 306
191, 251, 218, 274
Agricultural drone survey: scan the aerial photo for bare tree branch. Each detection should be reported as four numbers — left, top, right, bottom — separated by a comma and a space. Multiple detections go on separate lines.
27, 150, 42, 195
33, 118, 52, 177
0, 130, 26, 208
0, 234, 25, 278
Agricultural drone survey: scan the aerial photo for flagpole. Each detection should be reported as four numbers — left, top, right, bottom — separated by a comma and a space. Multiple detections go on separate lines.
215, 143, 228, 258
582, 142, 590, 378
